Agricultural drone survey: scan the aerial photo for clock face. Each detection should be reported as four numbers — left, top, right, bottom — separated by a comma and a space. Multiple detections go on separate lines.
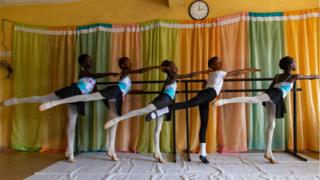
189, 0, 209, 20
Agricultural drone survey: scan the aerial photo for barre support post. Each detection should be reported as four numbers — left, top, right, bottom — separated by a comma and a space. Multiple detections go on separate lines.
172, 99, 177, 162
184, 81, 191, 161
287, 82, 307, 161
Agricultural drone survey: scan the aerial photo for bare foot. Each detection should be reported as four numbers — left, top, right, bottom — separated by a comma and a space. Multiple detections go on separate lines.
153, 155, 166, 163
264, 154, 279, 164
107, 152, 119, 161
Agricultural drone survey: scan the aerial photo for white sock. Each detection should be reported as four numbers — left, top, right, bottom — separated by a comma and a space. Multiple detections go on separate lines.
200, 143, 207, 157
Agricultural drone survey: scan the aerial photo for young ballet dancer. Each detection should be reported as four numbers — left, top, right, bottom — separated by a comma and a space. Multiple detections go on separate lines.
39, 57, 162, 161
144, 56, 260, 164
0, 54, 119, 162
104, 60, 210, 163
215, 56, 320, 164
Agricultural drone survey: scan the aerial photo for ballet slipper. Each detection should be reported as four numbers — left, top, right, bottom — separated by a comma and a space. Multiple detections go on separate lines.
264, 154, 279, 164
107, 152, 119, 161
2, 99, 17, 106
104, 119, 118, 129
199, 155, 210, 164
214, 100, 224, 106
65, 156, 76, 163
39, 102, 52, 111
153, 155, 166, 163
65, 152, 76, 163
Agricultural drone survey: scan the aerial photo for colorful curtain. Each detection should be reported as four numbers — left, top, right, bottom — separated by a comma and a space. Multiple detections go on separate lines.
0, 9, 319, 153
11, 24, 77, 151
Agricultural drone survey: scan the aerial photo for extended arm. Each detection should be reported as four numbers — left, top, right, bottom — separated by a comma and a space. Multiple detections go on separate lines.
79, 71, 119, 79
123, 65, 162, 75
176, 69, 212, 79
289, 74, 320, 82
226, 68, 260, 77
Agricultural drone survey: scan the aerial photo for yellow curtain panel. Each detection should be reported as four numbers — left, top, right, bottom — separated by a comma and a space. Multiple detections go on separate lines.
284, 9, 320, 151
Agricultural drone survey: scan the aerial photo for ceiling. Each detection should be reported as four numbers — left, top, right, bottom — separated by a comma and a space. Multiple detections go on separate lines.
0, 0, 80, 6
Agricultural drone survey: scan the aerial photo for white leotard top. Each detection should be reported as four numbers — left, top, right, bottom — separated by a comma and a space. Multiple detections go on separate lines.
205, 70, 227, 95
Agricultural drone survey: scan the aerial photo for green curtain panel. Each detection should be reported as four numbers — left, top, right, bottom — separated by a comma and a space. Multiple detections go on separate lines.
248, 12, 286, 150
75, 24, 112, 152
12, 24, 77, 151
138, 20, 180, 153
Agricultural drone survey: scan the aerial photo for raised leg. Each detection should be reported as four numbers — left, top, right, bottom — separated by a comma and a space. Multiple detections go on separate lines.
146, 92, 209, 121
215, 93, 270, 106
39, 92, 104, 111
104, 103, 157, 129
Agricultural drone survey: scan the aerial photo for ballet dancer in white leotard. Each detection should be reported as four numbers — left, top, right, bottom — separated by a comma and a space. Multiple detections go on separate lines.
144, 56, 260, 164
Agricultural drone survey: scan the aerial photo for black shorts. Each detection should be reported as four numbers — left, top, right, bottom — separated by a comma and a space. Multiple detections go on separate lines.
198, 88, 217, 103
100, 85, 123, 116
151, 94, 172, 109
54, 83, 85, 115
264, 88, 286, 118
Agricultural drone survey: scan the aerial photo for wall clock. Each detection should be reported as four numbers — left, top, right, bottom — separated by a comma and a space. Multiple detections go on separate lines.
189, 0, 209, 20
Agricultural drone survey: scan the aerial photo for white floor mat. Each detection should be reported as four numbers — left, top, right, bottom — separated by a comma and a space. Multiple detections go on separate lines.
26, 152, 320, 180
